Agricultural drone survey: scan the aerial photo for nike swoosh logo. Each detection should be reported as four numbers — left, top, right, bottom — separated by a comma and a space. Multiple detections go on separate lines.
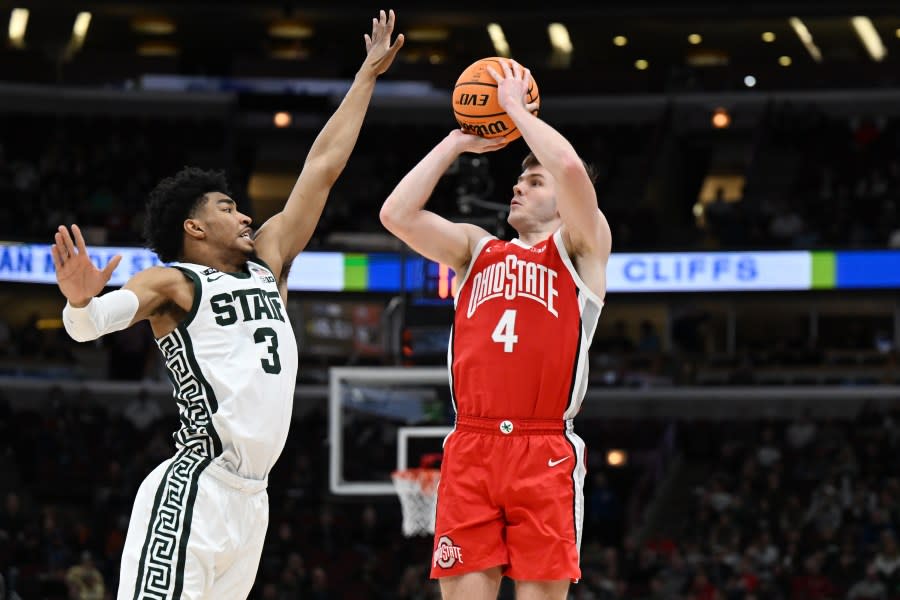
547, 456, 571, 468
206, 274, 225, 282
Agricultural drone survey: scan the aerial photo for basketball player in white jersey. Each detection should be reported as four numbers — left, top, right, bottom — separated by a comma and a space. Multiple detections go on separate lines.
51, 11, 403, 599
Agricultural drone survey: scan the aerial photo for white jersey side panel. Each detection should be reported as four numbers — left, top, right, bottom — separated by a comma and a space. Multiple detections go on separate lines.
156, 260, 298, 480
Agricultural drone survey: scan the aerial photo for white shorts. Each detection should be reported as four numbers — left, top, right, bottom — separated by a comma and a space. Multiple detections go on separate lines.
117, 450, 269, 600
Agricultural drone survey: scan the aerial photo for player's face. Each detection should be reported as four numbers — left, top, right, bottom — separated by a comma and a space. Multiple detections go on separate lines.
507, 165, 559, 229
196, 192, 254, 256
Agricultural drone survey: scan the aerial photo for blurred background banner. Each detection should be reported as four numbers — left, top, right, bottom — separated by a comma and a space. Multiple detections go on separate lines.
5, 242, 900, 292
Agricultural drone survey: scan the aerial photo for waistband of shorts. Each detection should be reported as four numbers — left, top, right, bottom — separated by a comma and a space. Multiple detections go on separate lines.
205, 460, 268, 494
454, 414, 574, 436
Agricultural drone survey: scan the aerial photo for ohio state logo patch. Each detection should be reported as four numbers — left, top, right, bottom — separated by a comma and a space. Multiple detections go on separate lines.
433, 535, 464, 568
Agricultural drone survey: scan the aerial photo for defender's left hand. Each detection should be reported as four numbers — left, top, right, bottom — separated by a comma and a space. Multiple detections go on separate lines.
362, 9, 404, 77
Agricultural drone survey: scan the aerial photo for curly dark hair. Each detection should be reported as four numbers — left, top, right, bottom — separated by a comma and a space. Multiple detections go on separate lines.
143, 167, 231, 263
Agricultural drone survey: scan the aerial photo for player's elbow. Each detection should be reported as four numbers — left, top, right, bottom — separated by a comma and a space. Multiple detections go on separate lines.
64, 325, 98, 343
379, 200, 404, 234
559, 153, 588, 179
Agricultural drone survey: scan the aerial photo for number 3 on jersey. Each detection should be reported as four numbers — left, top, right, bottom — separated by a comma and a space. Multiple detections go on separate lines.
254, 327, 281, 374
491, 309, 519, 353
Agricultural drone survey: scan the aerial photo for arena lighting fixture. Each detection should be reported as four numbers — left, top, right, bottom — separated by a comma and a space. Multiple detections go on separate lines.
688, 33, 702, 44
851, 16, 886, 62
137, 40, 179, 57
686, 48, 728, 67
606, 449, 628, 467
268, 18, 313, 39
405, 26, 449, 42
788, 17, 822, 62
70, 11, 91, 49
73, 12, 91, 39
779, 55, 792, 66
634, 58, 648, 70
60, 10, 92, 59
131, 16, 175, 35
36, 318, 63, 330
612, 35, 627, 46
744, 74, 757, 87
273, 112, 291, 128
269, 42, 309, 60
761, 31, 776, 42
711, 107, 731, 129
547, 23, 572, 54
487, 23, 510, 57
8, 8, 28, 48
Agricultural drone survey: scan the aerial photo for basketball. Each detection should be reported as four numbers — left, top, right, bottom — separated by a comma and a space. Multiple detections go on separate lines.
452, 57, 540, 141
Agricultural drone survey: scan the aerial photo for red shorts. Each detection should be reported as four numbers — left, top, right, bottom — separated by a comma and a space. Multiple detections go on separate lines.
430, 415, 586, 582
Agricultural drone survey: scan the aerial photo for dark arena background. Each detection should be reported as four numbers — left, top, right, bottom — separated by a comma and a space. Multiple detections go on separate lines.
2, 0, 900, 598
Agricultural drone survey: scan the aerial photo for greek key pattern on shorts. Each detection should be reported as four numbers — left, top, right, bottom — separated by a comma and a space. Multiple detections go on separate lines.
158, 330, 219, 458
134, 451, 209, 600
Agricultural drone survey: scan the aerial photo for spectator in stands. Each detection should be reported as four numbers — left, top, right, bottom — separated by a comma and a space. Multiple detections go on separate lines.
121, 388, 161, 432
790, 553, 836, 600
872, 531, 900, 586
847, 564, 887, 600
310, 566, 332, 600
756, 427, 782, 468
688, 570, 719, 600
637, 320, 661, 353
64, 550, 105, 600
606, 319, 636, 354
804, 482, 843, 535
589, 472, 623, 545
786, 411, 818, 451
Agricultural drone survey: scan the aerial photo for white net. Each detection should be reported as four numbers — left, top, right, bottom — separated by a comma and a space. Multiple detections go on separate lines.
391, 468, 440, 537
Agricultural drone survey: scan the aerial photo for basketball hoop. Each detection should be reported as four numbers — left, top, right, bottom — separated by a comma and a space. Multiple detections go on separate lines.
391, 453, 442, 537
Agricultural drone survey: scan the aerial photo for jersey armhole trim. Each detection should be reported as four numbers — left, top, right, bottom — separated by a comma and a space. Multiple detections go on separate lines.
552, 230, 605, 309
171, 265, 202, 331
249, 257, 275, 278
452, 235, 497, 309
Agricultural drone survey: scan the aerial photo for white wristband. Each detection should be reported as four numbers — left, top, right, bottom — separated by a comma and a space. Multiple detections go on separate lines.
62, 289, 140, 342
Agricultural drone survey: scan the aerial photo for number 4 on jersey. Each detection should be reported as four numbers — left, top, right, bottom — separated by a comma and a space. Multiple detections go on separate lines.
491, 309, 519, 353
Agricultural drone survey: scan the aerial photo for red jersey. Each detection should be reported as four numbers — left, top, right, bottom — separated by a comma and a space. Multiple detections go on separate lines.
449, 230, 603, 420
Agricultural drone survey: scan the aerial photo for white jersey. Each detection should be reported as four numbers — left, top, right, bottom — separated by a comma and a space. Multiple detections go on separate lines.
155, 259, 298, 480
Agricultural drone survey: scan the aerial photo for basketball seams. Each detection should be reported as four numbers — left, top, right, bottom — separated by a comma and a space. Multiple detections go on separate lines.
453, 110, 508, 119
453, 81, 498, 90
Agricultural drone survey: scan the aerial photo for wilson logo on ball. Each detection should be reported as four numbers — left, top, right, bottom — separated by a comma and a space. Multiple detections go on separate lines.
460, 120, 509, 137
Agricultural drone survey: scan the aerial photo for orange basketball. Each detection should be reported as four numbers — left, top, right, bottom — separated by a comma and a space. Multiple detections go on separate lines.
452, 57, 540, 141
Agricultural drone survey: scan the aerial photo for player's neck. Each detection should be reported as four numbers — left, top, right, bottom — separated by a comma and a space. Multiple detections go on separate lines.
181, 247, 246, 273
514, 226, 556, 247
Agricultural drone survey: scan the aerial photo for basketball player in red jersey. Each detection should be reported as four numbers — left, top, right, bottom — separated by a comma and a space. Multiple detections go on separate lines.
380, 59, 611, 599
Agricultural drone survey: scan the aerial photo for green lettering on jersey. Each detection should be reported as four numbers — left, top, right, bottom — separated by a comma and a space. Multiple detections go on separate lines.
209, 288, 286, 326
210, 293, 238, 326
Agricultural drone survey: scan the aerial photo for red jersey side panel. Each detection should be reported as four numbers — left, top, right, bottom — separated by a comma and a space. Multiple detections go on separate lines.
449, 230, 603, 420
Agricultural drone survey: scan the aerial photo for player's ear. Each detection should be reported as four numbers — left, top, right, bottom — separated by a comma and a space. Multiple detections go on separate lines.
184, 218, 206, 240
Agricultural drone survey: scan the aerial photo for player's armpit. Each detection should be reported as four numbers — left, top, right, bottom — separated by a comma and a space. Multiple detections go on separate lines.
122, 266, 195, 325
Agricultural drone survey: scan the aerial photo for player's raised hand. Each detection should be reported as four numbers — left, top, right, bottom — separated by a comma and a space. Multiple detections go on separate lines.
362, 9, 404, 77
448, 129, 510, 154
51, 224, 121, 307
487, 59, 539, 114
